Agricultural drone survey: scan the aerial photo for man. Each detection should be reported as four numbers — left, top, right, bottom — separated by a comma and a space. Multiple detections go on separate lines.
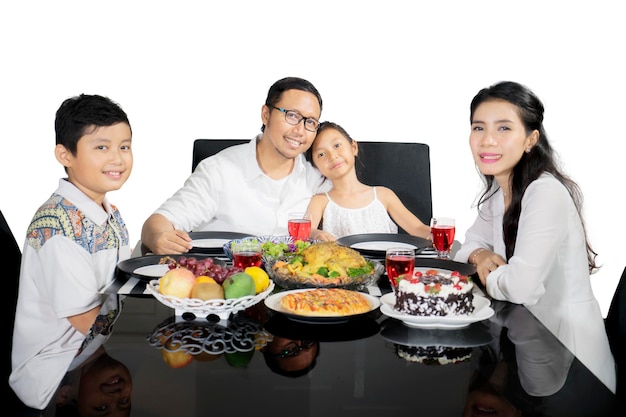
141, 77, 329, 254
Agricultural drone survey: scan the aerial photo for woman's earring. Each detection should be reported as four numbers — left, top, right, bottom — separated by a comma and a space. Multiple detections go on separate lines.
525, 147, 532, 153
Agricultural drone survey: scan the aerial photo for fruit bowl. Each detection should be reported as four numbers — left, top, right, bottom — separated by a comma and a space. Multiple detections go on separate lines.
147, 314, 273, 368
265, 258, 384, 291
146, 279, 275, 319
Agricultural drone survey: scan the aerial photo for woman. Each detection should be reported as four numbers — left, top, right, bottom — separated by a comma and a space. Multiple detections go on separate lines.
454, 81, 616, 393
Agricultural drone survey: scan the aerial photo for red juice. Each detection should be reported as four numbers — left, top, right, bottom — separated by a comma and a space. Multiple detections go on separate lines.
233, 251, 262, 269
288, 219, 311, 241
385, 255, 415, 287
432, 225, 455, 253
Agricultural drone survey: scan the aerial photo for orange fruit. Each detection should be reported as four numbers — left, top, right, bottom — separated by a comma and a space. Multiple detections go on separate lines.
196, 275, 216, 284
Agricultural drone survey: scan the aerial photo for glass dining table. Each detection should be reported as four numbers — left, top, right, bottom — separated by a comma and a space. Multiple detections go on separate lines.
36, 243, 625, 417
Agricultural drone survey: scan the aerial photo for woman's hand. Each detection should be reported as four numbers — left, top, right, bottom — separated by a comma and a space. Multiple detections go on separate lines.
470, 248, 507, 286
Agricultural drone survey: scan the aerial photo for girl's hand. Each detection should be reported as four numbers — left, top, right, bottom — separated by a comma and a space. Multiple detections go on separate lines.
310, 229, 336, 242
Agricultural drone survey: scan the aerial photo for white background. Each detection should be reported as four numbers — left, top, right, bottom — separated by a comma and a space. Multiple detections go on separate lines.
1, 1, 624, 316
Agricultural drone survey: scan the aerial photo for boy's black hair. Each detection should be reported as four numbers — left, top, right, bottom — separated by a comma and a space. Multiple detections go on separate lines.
55, 94, 130, 155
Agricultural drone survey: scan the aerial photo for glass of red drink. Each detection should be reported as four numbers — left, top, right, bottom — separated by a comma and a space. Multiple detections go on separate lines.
288, 212, 312, 242
430, 217, 456, 259
232, 240, 263, 269
385, 247, 415, 288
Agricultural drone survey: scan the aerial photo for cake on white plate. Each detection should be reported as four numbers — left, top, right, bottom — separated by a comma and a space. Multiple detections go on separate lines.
394, 269, 474, 317
396, 344, 473, 365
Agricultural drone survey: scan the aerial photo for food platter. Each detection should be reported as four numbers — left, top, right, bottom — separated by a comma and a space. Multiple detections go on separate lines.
222, 235, 294, 262
379, 293, 494, 329
188, 231, 252, 255
264, 289, 381, 324
115, 253, 226, 282
336, 233, 431, 257
265, 258, 384, 291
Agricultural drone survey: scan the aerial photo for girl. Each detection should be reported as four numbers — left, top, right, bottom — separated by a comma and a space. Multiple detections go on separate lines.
305, 122, 430, 241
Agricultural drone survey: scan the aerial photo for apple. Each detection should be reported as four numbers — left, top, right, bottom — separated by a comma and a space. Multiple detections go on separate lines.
159, 267, 196, 298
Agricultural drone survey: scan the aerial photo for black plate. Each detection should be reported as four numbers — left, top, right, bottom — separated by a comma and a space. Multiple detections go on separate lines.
115, 253, 226, 282
336, 233, 431, 257
188, 231, 252, 255
413, 258, 476, 276
264, 313, 380, 342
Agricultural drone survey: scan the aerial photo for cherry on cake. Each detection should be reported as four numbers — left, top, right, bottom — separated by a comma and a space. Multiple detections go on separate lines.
394, 269, 474, 317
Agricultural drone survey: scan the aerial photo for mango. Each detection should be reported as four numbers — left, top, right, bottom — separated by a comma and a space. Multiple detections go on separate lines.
222, 272, 256, 299
224, 349, 255, 367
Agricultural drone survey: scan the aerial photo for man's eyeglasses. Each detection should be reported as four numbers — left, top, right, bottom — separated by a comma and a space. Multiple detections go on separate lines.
273, 340, 316, 358
271, 106, 320, 132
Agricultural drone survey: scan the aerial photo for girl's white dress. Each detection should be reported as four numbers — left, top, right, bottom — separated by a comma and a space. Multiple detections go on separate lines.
321, 187, 397, 238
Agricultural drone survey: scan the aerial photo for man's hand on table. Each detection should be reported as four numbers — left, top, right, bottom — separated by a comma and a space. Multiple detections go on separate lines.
141, 214, 193, 255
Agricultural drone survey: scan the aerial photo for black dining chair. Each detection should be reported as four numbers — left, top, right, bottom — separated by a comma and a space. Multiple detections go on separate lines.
1, 210, 25, 409
191, 139, 433, 234
606, 266, 626, 396
192, 139, 248, 172
355, 141, 432, 230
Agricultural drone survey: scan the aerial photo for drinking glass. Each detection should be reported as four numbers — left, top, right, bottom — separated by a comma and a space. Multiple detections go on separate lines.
430, 217, 456, 259
385, 247, 415, 288
232, 240, 263, 269
288, 212, 312, 241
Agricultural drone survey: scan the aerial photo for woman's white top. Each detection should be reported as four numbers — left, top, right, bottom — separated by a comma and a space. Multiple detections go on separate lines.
322, 187, 398, 238
454, 173, 616, 393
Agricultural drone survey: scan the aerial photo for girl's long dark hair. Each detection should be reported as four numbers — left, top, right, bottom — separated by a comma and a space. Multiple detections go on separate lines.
470, 81, 598, 273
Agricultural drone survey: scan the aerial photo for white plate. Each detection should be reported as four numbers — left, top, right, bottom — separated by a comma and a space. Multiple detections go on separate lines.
351, 241, 418, 251
380, 293, 494, 329
192, 238, 231, 248
133, 264, 170, 277
264, 289, 381, 323
336, 233, 431, 257
380, 319, 493, 347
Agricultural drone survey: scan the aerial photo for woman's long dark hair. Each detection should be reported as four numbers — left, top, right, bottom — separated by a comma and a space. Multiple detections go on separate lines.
470, 81, 598, 273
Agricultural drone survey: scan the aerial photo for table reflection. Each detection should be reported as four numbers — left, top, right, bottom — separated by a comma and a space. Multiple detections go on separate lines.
465, 302, 619, 417
45, 345, 132, 417
32, 289, 624, 416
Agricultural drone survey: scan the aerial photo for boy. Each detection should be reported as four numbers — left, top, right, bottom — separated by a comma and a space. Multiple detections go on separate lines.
9, 94, 133, 410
